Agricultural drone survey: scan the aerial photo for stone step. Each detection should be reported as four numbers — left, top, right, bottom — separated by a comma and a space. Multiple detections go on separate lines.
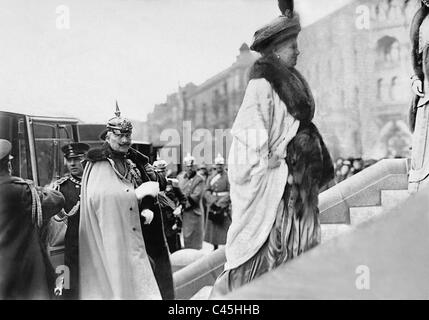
321, 224, 352, 242
381, 189, 410, 212
349, 206, 383, 225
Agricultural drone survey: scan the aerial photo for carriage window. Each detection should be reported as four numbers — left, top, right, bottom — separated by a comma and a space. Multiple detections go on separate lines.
32, 122, 75, 186
33, 123, 57, 186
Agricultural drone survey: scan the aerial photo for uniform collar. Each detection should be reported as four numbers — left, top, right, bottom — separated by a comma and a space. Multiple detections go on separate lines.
68, 174, 82, 185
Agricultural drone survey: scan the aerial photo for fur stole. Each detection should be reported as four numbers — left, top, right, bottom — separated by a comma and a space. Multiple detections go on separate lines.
86, 142, 149, 165
286, 121, 334, 218
249, 53, 315, 122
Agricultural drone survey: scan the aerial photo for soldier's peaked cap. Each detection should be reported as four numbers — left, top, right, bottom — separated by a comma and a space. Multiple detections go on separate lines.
61, 142, 90, 159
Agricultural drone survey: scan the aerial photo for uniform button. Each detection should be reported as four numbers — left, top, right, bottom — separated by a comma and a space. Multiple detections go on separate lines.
130, 207, 133, 211
132, 228, 137, 231
126, 189, 129, 192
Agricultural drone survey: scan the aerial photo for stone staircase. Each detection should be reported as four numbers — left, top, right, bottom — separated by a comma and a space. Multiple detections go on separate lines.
321, 189, 410, 242
175, 159, 411, 300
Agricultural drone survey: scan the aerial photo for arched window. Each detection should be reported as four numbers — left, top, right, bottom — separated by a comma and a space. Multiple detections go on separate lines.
376, 36, 400, 62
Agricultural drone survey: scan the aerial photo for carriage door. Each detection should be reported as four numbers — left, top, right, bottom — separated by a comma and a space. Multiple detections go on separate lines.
31, 120, 74, 187
0, 113, 32, 179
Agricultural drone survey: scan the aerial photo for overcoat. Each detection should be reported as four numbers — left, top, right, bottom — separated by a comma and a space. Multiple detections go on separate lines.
0, 174, 64, 299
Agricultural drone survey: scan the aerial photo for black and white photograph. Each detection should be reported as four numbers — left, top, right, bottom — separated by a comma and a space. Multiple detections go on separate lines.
1, 0, 429, 305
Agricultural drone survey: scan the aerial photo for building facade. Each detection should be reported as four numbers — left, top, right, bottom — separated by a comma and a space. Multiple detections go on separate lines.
146, 0, 420, 164
145, 44, 257, 164
298, 0, 419, 160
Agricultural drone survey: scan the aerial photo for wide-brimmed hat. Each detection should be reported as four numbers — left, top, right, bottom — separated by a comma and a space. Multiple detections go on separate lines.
251, 13, 301, 53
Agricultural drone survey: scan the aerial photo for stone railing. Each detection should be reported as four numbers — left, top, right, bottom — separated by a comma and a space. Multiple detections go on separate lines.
173, 158, 410, 299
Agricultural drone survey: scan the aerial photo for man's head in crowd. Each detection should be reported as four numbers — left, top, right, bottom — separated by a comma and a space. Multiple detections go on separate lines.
62, 143, 89, 178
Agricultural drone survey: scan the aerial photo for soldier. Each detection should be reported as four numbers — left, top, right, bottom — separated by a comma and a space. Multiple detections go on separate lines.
154, 160, 187, 253
79, 104, 173, 299
0, 139, 65, 299
178, 154, 205, 250
49, 142, 89, 299
204, 154, 231, 251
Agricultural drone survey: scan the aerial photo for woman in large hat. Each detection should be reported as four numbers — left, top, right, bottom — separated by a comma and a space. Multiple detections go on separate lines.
210, 0, 333, 297
409, 0, 429, 193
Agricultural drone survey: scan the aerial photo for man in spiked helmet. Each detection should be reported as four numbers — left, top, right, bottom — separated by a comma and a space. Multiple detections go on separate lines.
178, 153, 205, 249
79, 102, 173, 299
203, 153, 231, 251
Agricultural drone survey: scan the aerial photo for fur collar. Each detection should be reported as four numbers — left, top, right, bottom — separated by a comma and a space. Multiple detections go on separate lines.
86, 142, 149, 165
249, 54, 315, 122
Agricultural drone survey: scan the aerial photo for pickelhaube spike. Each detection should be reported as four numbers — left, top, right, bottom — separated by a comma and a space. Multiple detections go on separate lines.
106, 100, 133, 134
115, 100, 121, 118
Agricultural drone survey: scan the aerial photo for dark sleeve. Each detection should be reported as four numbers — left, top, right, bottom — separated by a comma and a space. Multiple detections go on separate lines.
173, 186, 187, 206
319, 137, 335, 189
36, 187, 65, 221
156, 171, 167, 192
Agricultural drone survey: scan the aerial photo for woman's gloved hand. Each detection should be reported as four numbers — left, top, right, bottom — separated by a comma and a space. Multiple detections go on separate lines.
141, 209, 154, 225
268, 153, 282, 169
135, 181, 159, 200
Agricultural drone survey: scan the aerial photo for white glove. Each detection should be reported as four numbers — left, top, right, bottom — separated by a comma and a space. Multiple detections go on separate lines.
141, 209, 154, 225
135, 181, 159, 200
412, 79, 425, 97
173, 205, 182, 217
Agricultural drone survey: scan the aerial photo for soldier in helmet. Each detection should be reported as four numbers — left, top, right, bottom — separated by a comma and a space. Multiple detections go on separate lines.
49, 142, 89, 299
154, 160, 187, 253
79, 103, 173, 299
178, 154, 205, 249
0, 139, 65, 299
204, 154, 231, 251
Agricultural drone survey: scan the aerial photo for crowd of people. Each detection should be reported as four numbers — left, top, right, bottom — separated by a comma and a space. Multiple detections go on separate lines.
153, 153, 232, 254
334, 157, 371, 183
